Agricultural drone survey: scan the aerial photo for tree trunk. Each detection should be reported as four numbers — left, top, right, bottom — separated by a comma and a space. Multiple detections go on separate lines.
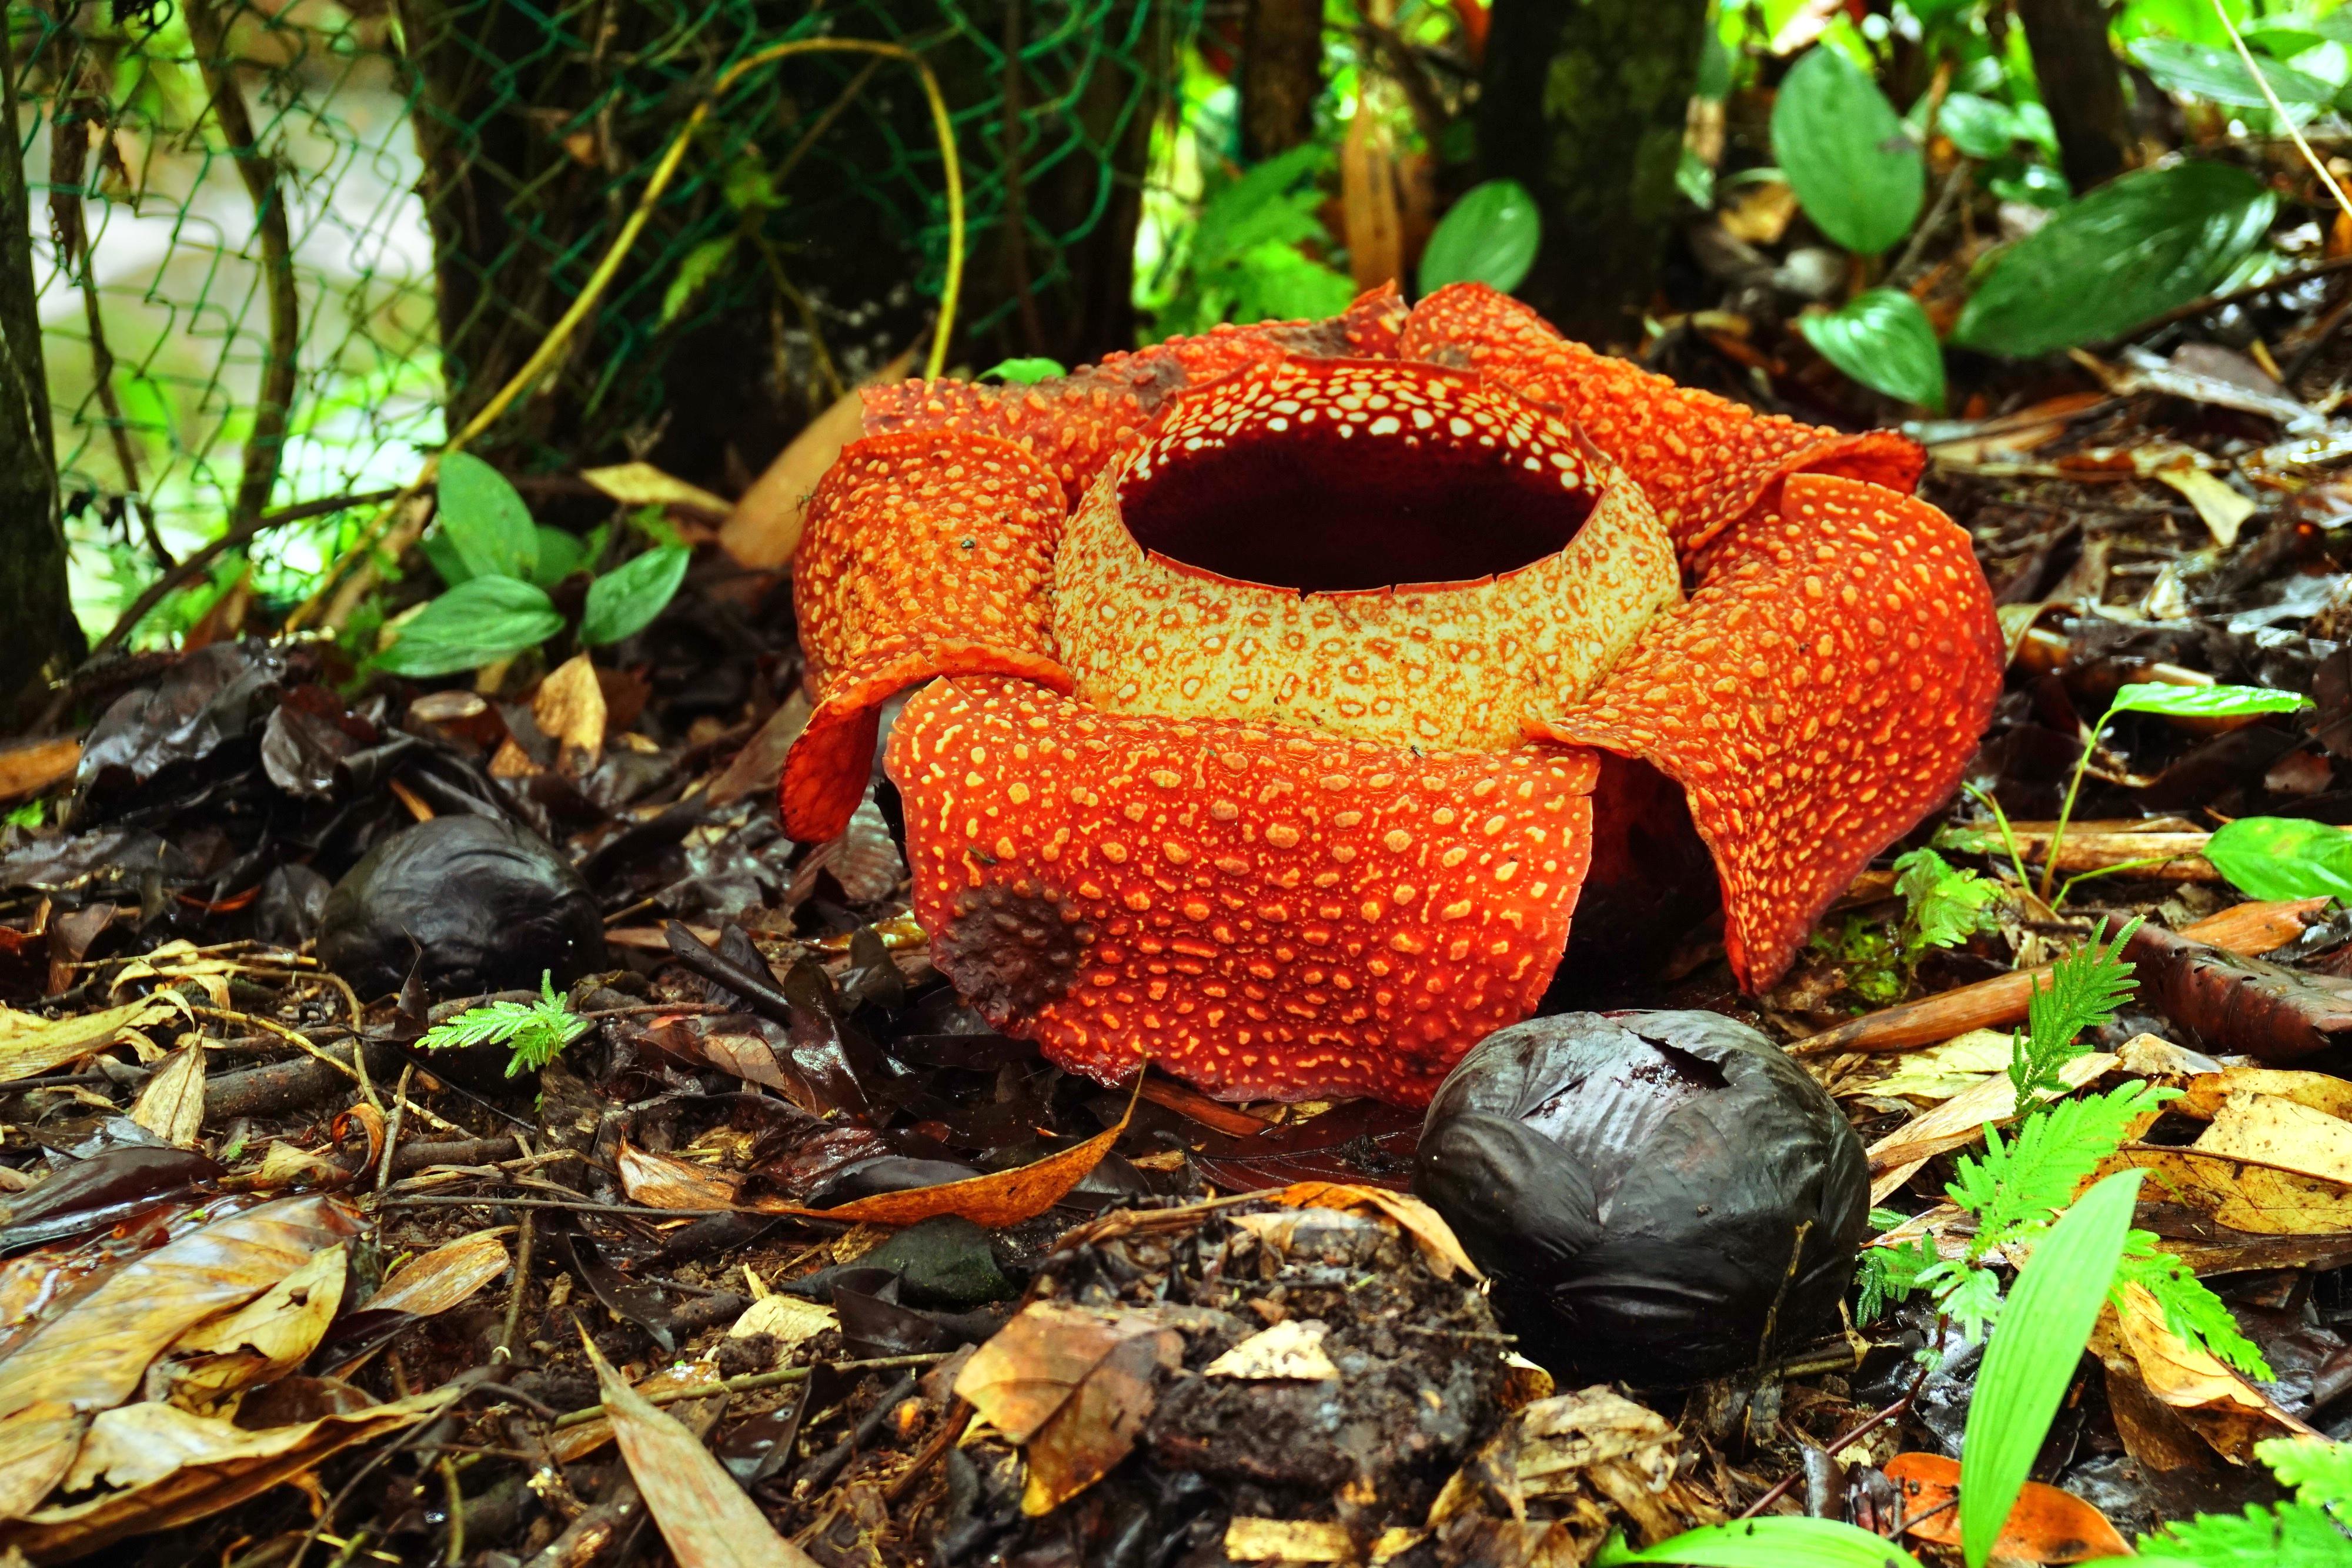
1478, 0, 1709, 347
1242, 0, 1324, 160
2017, 0, 2130, 193
0, 25, 77, 715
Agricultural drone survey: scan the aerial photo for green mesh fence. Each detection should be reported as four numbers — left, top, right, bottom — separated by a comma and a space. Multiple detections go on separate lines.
8, 0, 1199, 631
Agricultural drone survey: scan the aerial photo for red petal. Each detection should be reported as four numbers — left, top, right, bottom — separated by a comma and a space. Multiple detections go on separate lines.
780, 431, 1070, 840
888, 676, 1598, 1105
862, 286, 1406, 506
1402, 283, 1926, 559
1536, 475, 2002, 991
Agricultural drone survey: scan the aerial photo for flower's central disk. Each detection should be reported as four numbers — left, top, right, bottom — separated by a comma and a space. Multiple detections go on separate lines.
1115, 359, 1597, 594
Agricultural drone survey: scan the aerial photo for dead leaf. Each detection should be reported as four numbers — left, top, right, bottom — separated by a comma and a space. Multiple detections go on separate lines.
0, 1195, 360, 1518
1883, 1451, 2130, 1561
1222, 1519, 1424, 1563
1867, 1054, 2119, 1203
159, 1244, 347, 1412
2112, 1144, 2352, 1234
954, 1302, 1182, 1514
549, 1362, 722, 1463
240, 1143, 350, 1191
719, 349, 917, 571
362, 1229, 512, 1316
1205, 1319, 1337, 1381
129, 1047, 203, 1148
2176, 1066, 2352, 1122
1851, 1028, 2014, 1102
0, 739, 78, 804
727, 1295, 836, 1355
2197, 1092, 2352, 1184
1271, 1183, 1483, 1282
704, 691, 813, 808
1, 1386, 450, 1562
2091, 1282, 2314, 1460
1426, 1386, 1718, 1552
583, 1335, 818, 1567
1341, 96, 1402, 289
533, 653, 607, 770
2154, 463, 2257, 550
1719, 180, 1798, 246
581, 462, 732, 517
0, 1000, 165, 1085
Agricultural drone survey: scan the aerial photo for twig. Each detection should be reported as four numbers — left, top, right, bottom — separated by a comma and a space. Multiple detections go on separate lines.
375, 1063, 413, 1193
496, 1210, 535, 1364
2213, 0, 2352, 228
547, 1353, 950, 1430
183, 1, 298, 530
1737, 1359, 1933, 1520
286, 37, 966, 633
376, 1195, 740, 1218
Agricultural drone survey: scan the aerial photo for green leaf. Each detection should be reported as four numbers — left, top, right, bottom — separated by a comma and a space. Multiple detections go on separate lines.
530, 526, 586, 591
1595, 1518, 1925, 1568
580, 545, 690, 647
1418, 178, 1542, 295
1936, 92, 2022, 159
1676, 148, 1716, 209
2117, 1235, 2273, 1379
1798, 289, 1946, 412
1963, 1170, 2143, 1568
980, 357, 1067, 385
2107, 1500, 2352, 1564
373, 576, 564, 678
2109, 681, 2314, 720
2126, 36, 2336, 111
1952, 162, 2277, 357
436, 452, 537, 583
2012, 918, 2140, 1101
1770, 46, 1924, 256
2206, 815, 2352, 902
660, 237, 736, 327
419, 527, 470, 589
1892, 847, 2001, 955
416, 969, 589, 1076
2256, 1436, 2352, 1503
1953, 1083, 2173, 1253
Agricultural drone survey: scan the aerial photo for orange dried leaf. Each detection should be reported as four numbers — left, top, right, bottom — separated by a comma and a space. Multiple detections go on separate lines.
1882, 1451, 2132, 1562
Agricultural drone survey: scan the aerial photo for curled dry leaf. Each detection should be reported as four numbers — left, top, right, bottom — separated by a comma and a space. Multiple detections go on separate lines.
0, 1386, 455, 1564
533, 653, 608, 770
2126, 922, 2352, 1063
1883, 1451, 2131, 1562
550, 1361, 723, 1463
728, 1294, 837, 1354
159, 1243, 347, 1413
128, 1045, 204, 1149
581, 461, 733, 517
1426, 1386, 1719, 1552
1866, 1053, 2119, 1204
0, 998, 173, 1085
954, 1301, 1184, 1514
581, 1335, 819, 1567
2090, 1282, 2314, 1461
1269, 1182, 1483, 1282
0, 1195, 361, 1518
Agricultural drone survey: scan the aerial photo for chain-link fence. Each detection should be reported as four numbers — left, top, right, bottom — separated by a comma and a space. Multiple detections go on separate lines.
9, 0, 1198, 629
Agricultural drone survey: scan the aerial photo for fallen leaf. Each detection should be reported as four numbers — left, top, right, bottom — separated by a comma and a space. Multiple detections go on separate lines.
0, 1195, 360, 1518
954, 1301, 1182, 1514
2092, 1282, 2314, 1460
2176, 1066, 2352, 1122
2197, 1092, 2352, 1184
703, 691, 813, 808
549, 1362, 723, 1463
1883, 1451, 2130, 1561
533, 653, 607, 770
161, 1243, 348, 1412
581, 462, 732, 517
727, 1295, 837, 1354
1205, 1319, 1337, 1382
1222, 1519, 1424, 1563
0, 1000, 165, 1085
2112, 1145, 2352, 1234
1853, 1028, 2016, 1102
583, 1335, 818, 1567
240, 1143, 349, 1191
2154, 463, 2257, 550
128, 1047, 204, 1149
1867, 1053, 2119, 1203
1426, 1386, 1717, 1549
0, 738, 79, 803
718, 349, 917, 571
0, 1386, 452, 1562
1272, 1183, 1484, 1282
362, 1229, 512, 1316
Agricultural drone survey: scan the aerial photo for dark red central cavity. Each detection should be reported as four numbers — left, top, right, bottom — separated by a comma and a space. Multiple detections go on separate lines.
1118, 419, 1597, 594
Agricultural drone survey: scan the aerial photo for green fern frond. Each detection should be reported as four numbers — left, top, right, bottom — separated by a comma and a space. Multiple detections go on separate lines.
2011, 916, 2142, 1099
2116, 1235, 2273, 1380
417, 971, 589, 1077
2258, 1437, 2352, 1508
1955, 1081, 2176, 1252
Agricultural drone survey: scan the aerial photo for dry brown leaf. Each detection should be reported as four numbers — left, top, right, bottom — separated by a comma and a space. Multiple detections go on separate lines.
2091, 1283, 2314, 1460
1204, 1319, 1337, 1382
719, 349, 917, 571
160, 1244, 348, 1412
2154, 463, 2257, 550
1718, 180, 1798, 246
0, 1386, 452, 1562
533, 653, 607, 770
243, 1142, 350, 1191
362, 1228, 512, 1316
2176, 1066, 2352, 1122
581, 461, 731, 517
0, 1000, 163, 1085
2113, 1145, 2352, 1234
704, 691, 813, 808
550, 1361, 722, 1463
1883, 1451, 2130, 1561
2197, 1092, 2352, 1184
584, 1335, 819, 1567
955, 1302, 1183, 1513
1272, 1182, 1485, 1282
1426, 1386, 1718, 1552
727, 1295, 836, 1353
0, 1195, 360, 1518
1222, 1519, 1424, 1563
1341, 97, 1402, 289
0, 738, 79, 804
128, 1046, 204, 1148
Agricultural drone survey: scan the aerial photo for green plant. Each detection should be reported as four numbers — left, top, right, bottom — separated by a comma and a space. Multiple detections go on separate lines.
1141, 143, 1356, 341
382, 454, 690, 678
2205, 815, 2352, 902
416, 971, 592, 1077
1417, 178, 1541, 296
1798, 289, 1946, 412
1770, 45, 1923, 256
1814, 847, 2002, 1005
2038, 684, 2314, 901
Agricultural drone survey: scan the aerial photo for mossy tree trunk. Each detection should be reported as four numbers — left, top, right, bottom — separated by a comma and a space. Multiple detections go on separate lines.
0, 28, 77, 718
1478, 0, 1709, 347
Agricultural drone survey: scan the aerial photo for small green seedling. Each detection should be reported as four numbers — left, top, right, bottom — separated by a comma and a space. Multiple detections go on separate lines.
417, 971, 591, 1076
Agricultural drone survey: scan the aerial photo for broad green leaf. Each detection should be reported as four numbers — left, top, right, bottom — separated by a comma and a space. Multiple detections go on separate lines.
1953, 162, 2277, 357
1677, 148, 1716, 209
980, 357, 1066, 385
2126, 36, 2336, 111
1798, 289, 1946, 411
375, 577, 563, 678
1595, 1518, 1925, 1568
1771, 46, 1924, 256
436, 452, 537, 583
1936, 92, 2021, 159
530, 526, 586, 591
2205, 816, 2352, 901
1418, 178, 1542, 295
419, 527, 470, 589
660, 236, 736, 327
579, 546, 690, 647
2109, 681, 2314, 720
1962, 1170, 2143, 1568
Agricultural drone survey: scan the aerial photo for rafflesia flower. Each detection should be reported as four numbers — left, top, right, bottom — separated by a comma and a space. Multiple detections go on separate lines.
780, 283, 2002, 1105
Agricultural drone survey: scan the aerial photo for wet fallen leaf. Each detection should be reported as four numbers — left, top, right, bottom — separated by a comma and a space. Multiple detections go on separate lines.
2091, 1282, 2314, 1460
550, 1361, 723, 1463
0, 1195, 360, 1517
363, 1228, 512, 1316
1883, 1450, 2131, 1560
954, 1300, 1182, 1514
704, 691, 813, 808
1272, 1182, 1483, 1282
581, 461, 732, 517
0, 1385, 453, 1562
160, 1242, 347, 1412
128, 1046, 203, 1149
1222, 1519, 1424, 1563
1205, 1319, 1337, 1382
583, 1335, 818, 1567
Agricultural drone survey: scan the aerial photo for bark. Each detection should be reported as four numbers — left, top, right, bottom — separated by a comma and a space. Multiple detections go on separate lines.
1241, 0, 1324, 159
0, 23, 76, 714
1478, 0, 1710, 347
2017, 0, 2131, 193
